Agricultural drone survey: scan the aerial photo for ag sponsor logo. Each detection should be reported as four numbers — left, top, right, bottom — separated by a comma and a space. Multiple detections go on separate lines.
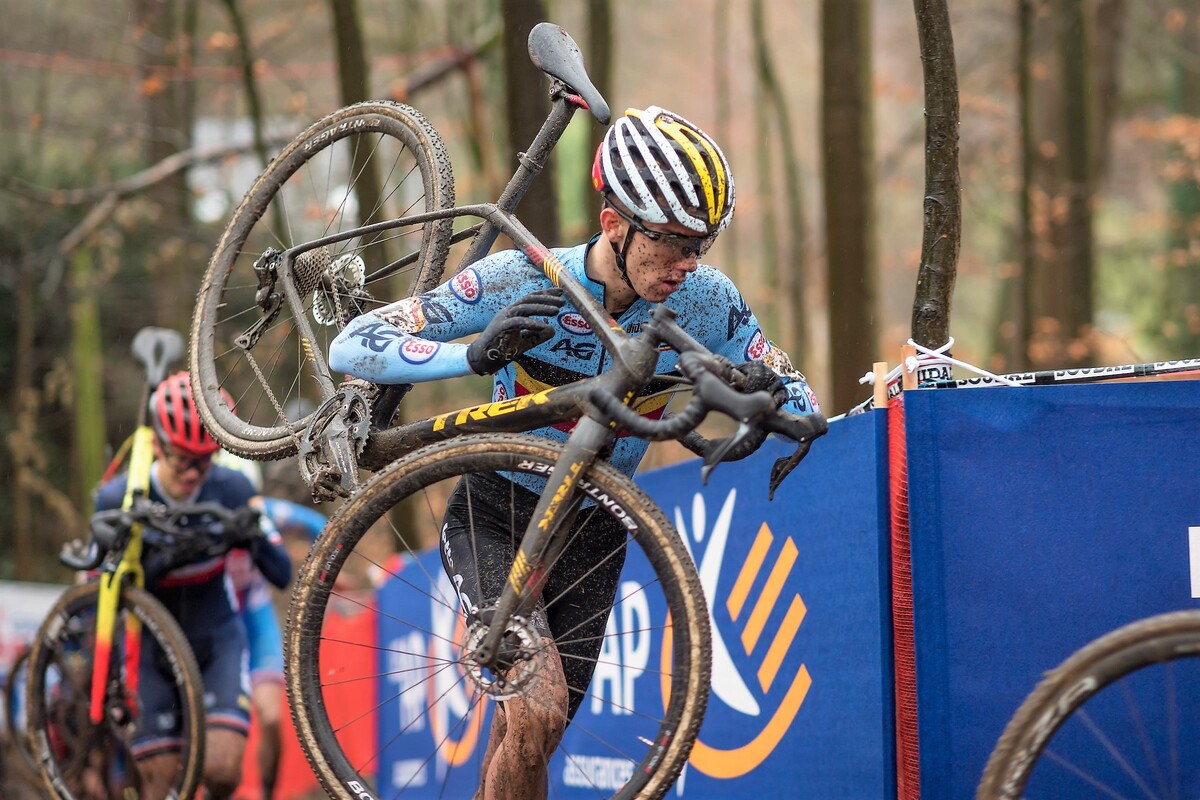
559, 311, 592, 336
550, 338, 598, 360
744, 330, 767, 361
450, 268, 482, 304
399, 339, 440, 364
667, 490, 811, 782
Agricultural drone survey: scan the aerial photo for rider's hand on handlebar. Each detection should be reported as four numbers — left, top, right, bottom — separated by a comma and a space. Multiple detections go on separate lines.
223, 507, 264, 549
467, 288, 565, 375
733, 360, 788, 407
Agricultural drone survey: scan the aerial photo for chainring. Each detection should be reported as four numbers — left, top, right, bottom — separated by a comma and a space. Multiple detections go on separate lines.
297, 384, 373, 500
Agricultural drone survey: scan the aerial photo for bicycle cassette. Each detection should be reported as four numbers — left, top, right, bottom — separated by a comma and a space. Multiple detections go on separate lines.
298, 384, 373, 501
311, 253, 367, 327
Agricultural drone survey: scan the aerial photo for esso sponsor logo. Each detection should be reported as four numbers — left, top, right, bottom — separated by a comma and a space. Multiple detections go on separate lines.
745, 329, 767, 360
450, 268, 482, 304
559, 312, 591, 336
805, 385, 821, 413
494, 383, 509, 402
399, 339, 440, 364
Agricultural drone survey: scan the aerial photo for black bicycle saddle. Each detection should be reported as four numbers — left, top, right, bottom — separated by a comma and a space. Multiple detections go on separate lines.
527, 22, 611, 124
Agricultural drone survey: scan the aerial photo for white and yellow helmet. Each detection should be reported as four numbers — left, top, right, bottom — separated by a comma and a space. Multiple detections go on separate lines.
592, 106, 736, 237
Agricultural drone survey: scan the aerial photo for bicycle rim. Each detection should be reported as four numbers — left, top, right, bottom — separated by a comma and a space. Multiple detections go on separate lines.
287, 433, 711, 800
26, 583, 206, 800
977, 609, 1200, 799
190, 100, 455, 458
5, 648, 42, 782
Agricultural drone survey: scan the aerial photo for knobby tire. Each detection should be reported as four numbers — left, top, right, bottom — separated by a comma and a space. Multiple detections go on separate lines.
286, 433, 712, 800
26, 583, 206, 800
191, 100, 455, 458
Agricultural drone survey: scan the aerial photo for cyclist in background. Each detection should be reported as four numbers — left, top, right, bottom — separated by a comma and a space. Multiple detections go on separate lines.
234, 482, 327, 799
92, 372, 291, 800
329, 105, 821, 799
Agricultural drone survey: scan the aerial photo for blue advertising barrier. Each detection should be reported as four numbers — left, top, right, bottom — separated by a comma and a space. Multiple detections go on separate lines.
373, 410, 896, 798
904, 380, 1200, 797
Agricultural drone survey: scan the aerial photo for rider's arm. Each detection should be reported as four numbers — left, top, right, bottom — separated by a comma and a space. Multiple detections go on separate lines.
328, 251, 556, 384
244, 498, 292, 590
701, 269, 822, 418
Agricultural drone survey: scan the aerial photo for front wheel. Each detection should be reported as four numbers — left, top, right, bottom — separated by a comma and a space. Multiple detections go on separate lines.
190, 100, 456, 459
286, 433, 712, 799
977, 609, 1200, 799
25, 583, 206, 800
4, 647, 41, 782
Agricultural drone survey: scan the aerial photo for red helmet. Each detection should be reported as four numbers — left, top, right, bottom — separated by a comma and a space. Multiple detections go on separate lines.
150, 372, 223, 457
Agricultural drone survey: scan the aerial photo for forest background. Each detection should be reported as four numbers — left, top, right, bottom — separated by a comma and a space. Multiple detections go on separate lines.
2, 0, 1199, 580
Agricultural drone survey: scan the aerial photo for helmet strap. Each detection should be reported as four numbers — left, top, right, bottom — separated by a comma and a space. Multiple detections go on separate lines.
610, 227, 636, 289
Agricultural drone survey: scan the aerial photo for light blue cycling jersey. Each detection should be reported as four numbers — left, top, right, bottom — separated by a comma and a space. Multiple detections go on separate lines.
329, 236, 820, 483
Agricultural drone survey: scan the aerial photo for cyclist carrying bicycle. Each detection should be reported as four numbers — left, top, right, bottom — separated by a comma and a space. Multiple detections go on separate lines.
91, 371, 291, 800
329, 105, 820, 800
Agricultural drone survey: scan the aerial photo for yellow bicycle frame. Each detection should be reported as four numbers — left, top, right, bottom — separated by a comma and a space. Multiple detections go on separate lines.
88, 425, 152, 725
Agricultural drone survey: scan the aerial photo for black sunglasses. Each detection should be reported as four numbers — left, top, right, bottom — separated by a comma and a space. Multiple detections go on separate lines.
156, 439, 214, 474
606, 202, 715, 259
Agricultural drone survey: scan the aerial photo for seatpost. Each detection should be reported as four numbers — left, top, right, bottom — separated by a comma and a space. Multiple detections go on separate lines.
456, 89, 580, 270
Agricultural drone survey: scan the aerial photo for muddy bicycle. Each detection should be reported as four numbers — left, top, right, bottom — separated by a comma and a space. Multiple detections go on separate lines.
188, 22, 827, 800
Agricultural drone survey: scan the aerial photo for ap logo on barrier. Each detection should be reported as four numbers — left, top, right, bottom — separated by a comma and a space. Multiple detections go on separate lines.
670, 489, 812, 786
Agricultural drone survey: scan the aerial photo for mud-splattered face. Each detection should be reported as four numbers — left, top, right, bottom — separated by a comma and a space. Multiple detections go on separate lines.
622, 228, 701, 302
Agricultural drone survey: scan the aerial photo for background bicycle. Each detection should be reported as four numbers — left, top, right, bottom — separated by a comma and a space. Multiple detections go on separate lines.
976, 608, 1200, 799
25, 328, 216, 800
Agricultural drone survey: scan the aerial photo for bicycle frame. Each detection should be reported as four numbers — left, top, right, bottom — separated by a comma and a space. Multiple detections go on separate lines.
276, 194, 730, 668
80, 326, 184, 727
88, 424, 153, 725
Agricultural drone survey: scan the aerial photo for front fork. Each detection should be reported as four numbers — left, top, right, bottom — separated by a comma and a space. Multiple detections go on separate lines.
471, 416, 614, 668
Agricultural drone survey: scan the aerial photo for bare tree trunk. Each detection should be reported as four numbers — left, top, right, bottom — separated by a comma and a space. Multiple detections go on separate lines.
11, 256, 36, 577
133, 0, 191, 326
220, 0, 272, 173
821, 0, 877, 411
1057, 0, 1095, 365
585, 0, 613, 226
1016, 0, 1037, 370
752, 0, 807, 357
753, 58, 779, 346
909, 0, 961, 353
1162, 0, 1200, 356
503, 0, 559, 247
70, 248, 107, 515
329, 0, 386, 241
714, 1, 740, 285
1090, 0, 1125, 183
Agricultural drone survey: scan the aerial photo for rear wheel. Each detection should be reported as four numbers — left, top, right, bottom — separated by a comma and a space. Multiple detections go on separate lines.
977, 609, 1200, 799
26, 583, 206, 800
190, 100, 456, 458
286, 433, 712, 799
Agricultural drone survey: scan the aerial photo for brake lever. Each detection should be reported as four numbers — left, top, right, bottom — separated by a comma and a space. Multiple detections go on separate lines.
700, 422, 755, 484
768, 439, 814, 501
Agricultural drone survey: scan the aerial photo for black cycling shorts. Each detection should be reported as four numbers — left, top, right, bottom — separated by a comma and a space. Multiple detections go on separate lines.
440, 471, 628, 721
131, 614, 251, 760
